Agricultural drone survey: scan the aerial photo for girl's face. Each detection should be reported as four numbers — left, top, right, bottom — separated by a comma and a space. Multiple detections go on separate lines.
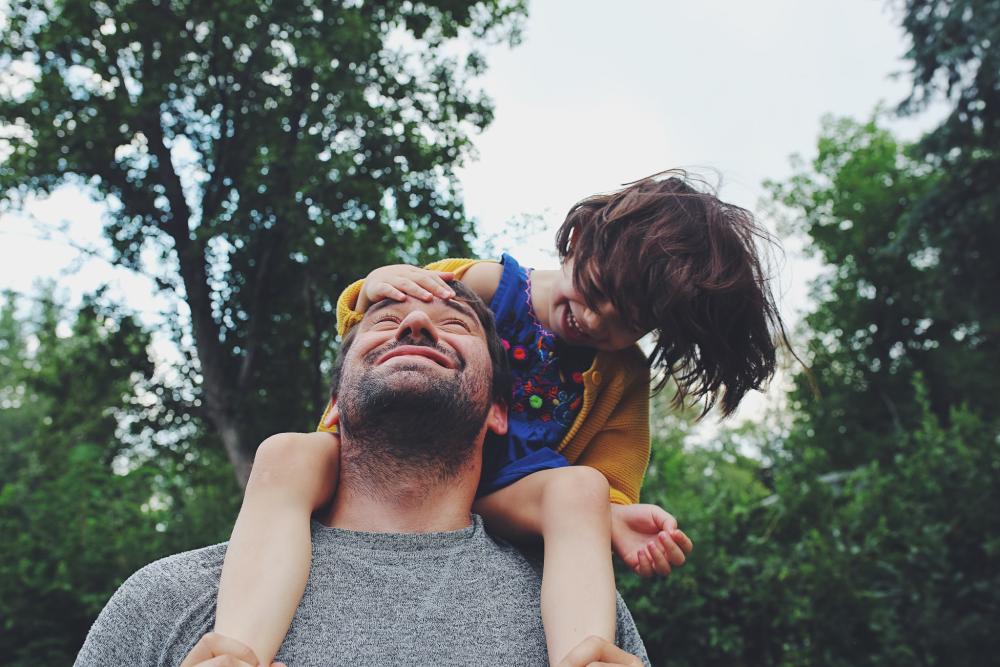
546, 258, 648, 351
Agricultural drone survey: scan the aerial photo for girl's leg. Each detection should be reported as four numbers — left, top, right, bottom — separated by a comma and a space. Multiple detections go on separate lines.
473, 466, 616, 666
215, 431, 340, 666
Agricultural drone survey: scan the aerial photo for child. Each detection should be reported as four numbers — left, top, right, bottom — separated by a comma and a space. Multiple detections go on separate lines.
211, 171, 788, 666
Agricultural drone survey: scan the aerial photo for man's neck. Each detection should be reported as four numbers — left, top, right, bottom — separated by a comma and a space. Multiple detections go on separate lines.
320, 458, 479, 534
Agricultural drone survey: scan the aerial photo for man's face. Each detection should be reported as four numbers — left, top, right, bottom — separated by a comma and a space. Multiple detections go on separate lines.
348, 294, 493, 395
334, 294, 507, 476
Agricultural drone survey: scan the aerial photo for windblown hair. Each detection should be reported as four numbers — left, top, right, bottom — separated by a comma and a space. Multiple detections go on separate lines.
329, 279, 512, 406
555, 170, 790, 418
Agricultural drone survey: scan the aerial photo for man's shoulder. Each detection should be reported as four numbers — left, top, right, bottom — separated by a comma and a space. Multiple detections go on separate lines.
93, 541, 227, 626
469, 526, 650, 664
75, 544, 226, 666
472, 521, 546, 578
121, 542, 227, 597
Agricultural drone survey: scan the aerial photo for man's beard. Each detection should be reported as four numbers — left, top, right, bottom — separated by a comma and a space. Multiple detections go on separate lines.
337, 336, 492, 492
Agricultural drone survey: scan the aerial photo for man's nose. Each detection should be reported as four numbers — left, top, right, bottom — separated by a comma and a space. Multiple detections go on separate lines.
395, 309, 439, 343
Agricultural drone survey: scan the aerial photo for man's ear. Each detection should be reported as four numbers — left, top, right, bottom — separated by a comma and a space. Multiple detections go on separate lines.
321, 397, 339, 429
485, 400, 508, 436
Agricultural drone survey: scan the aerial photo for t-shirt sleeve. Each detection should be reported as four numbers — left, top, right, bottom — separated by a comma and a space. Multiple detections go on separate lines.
75, 566, 171, 666
615, 593, 652, 666
75, 547, 223, 667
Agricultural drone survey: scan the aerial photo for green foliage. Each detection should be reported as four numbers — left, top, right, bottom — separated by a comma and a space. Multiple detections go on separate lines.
0, 292, 239, 666
764, 116, 942, 469
625, 384, 999, 667
897, 0, 1000, 412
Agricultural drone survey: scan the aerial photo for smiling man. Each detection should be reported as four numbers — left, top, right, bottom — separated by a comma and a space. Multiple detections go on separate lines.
76, 281, 649, 667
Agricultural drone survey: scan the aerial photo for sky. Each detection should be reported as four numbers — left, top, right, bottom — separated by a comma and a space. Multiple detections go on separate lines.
0, 0, 946, 420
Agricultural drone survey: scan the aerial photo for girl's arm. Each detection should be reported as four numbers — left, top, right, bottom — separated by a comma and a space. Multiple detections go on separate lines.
567, 354, 692, 574
448, 260, 502, 303
473, 466, 616, 666
213, 432, 340, 666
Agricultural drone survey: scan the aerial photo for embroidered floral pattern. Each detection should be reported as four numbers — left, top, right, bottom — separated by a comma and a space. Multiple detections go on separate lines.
500, 269, 588, 431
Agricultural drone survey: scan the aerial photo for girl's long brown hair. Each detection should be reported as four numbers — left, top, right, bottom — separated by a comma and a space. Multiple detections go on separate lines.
556, 170, 794, 418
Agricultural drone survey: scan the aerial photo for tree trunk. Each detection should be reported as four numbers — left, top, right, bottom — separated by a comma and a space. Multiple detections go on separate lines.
217, 419, 254, 488
147, 116, 254, 488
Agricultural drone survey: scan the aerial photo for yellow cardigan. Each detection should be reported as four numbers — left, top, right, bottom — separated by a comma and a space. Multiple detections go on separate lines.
319, 258, 651, 505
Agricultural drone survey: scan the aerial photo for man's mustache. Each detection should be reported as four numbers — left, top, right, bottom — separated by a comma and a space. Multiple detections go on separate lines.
364, 336, 464, 370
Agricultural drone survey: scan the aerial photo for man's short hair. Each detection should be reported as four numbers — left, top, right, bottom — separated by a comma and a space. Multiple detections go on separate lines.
328, 279, 512, 405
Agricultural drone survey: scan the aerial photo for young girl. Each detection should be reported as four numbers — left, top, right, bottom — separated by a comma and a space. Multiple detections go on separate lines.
211, 171, 788, 666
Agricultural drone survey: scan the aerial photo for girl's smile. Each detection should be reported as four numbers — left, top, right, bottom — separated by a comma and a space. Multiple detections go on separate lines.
533, 258, 648, 352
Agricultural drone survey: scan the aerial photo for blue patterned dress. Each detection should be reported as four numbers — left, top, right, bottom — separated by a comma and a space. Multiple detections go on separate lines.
478, 254, 595, 496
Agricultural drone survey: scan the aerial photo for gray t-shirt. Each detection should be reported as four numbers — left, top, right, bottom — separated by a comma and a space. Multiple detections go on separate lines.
76, 515, 649, 666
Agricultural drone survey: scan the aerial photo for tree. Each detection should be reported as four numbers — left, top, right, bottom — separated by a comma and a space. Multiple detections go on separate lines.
760, 1, 1000, 470
0, 0, 526, 484
0, 290, 240, 666
896, 0, 1000, 414
764, 116, 952, 468
624, 365, 999, 667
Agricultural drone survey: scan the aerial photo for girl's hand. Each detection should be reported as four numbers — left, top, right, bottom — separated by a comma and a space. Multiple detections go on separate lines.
180, 631, 286, 667
610, 503, 693, 578
358, 264, 456, 311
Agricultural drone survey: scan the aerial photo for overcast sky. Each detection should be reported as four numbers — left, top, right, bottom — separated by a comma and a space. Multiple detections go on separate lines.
0, 0, 944, 418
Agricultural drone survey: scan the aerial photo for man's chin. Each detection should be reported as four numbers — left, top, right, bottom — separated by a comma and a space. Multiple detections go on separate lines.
363, 368, 451, 406
374, 364, 451, 386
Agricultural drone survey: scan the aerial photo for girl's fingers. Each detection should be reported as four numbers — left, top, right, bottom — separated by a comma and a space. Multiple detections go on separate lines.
652, 506, 678, 532
180, 633, 259, 667
557, 635, 643, 667
200, 658, 255, 667
395, 278, 434, 301
646, 541, 672, 577
634, 549, 653, 578
374, 283, 407, 302
658, 531, 687, 567
671, 528, 694, 555
417, 274, 455, 299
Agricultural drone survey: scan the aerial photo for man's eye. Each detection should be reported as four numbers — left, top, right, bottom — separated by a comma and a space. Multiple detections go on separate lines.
442, 319, 472, 331
373, 315, 400, 325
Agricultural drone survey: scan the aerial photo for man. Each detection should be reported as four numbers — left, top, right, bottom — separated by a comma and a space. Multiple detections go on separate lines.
76, 281, 651, 666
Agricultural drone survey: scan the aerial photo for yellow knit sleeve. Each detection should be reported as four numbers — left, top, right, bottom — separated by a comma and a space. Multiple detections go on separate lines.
336, 278, 367, 338
575, 368, 651, 505
335, 258, 483, 338
424, 258, 483, 279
